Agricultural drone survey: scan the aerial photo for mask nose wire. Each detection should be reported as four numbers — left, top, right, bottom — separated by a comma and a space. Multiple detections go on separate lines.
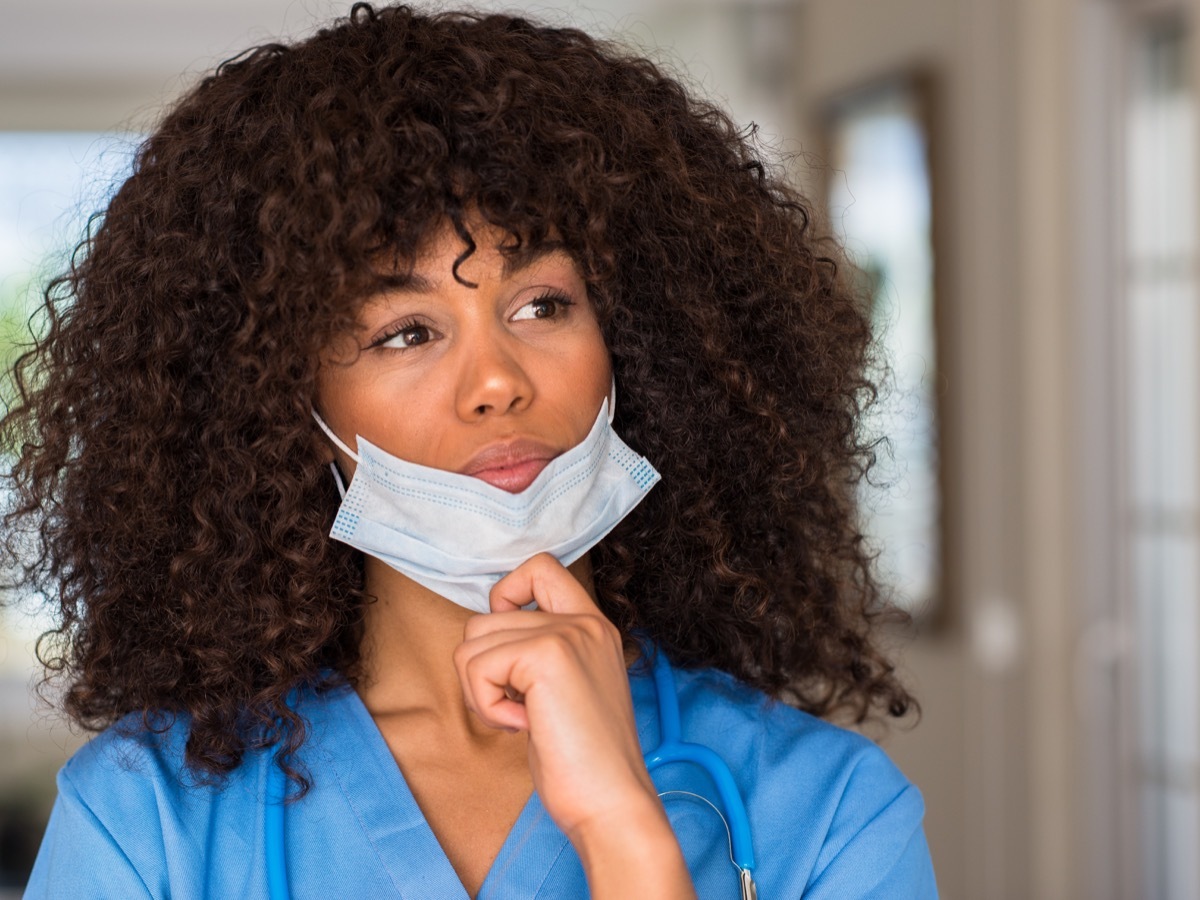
310, 409, 356, 499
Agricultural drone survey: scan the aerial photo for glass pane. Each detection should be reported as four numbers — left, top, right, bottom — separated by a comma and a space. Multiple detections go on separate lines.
0, 133, 136, 663
825, 79, 940, 617
1124, 20, 1200, 900
1132, 534, 1200, 767
1127, 278, 1200, 513
1127, 25, 1195, 264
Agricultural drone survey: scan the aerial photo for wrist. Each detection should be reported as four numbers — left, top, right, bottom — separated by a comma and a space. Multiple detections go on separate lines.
570, 792, 696, 900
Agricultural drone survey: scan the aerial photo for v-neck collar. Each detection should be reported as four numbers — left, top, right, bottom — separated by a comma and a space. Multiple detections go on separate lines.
312, 666, 660, 899
315, 684, 568, 899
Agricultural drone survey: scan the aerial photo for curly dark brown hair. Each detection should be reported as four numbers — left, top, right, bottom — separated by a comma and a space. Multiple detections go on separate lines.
1, 3, 913, 788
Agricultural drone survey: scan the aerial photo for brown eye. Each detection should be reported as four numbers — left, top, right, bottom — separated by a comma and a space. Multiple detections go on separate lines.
399, 325, 431, 345
511, 293, 575, 322
376, 321, 434, 350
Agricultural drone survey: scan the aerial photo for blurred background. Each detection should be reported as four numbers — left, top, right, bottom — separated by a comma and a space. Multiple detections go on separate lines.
1, 0, 1197, 897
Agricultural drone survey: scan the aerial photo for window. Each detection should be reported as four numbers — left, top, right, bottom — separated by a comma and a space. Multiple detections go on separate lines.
1, 132, 135, 669
0, 131, 135, 890
823, 76, 941, 618
1123, 18, 1200, 900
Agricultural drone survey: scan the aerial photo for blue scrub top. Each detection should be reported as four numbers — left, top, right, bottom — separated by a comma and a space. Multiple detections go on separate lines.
25, 664, 938, 898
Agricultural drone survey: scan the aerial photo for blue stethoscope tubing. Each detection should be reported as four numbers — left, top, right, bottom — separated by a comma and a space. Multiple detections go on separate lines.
264, 649, 758, 899
644, 648, 758, 898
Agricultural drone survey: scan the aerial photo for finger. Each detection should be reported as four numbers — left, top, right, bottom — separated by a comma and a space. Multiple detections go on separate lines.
451, 638, 486, 722
503, 684, 525, 704
462, 607, 555, 643
459, 618, 623, 716
489, 552, 599, 616
456, 623, 607, 728
454, 626, 519, 721
458, 622, 585, 681
454, 636, 539, 732
453, 636, 527, 731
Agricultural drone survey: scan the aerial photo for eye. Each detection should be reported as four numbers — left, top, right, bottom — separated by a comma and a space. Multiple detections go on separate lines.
373, 319, 435, 350
511, 291, 576, 322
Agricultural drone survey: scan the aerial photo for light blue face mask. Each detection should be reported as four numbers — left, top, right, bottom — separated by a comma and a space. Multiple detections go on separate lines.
311, 387, 660, 614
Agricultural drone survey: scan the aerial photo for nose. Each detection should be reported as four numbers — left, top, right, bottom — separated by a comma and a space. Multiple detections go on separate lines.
454, 334, 535, 420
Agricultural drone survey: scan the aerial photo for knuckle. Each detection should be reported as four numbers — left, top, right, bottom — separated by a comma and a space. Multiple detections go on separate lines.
462, 652, 482, 683
462, 615, 484, 640
579, 614, 616, 646
540, 629, 578, 666
456, 650, 485, 693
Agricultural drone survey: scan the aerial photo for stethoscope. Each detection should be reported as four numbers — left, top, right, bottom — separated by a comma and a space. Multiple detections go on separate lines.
643, 647, 759, 900
265, 649, 758, 899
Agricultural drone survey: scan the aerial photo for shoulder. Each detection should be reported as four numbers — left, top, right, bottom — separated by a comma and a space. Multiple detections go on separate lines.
59, 710, 206, 809
59, 704, 304, 859
50, 709, 259, 866
28, 688, 360, 899
56, 680, 358, 814
59, 710, 180, 793
649, 665, 938, 897
26, 711, 225, 899
670, 664, 912, 787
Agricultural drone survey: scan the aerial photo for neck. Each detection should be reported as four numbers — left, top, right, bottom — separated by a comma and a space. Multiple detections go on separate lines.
355, 553, 597, 733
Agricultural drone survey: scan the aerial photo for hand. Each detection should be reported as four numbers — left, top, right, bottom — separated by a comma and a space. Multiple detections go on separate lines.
453, 553, 695, 899
452, 552, 653, 840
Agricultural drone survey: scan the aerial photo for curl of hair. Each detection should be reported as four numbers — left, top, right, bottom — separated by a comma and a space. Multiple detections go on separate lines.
1, 3, 914, 792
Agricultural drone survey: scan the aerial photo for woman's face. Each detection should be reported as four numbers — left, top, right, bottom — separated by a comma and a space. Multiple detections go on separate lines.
315, 220, 612, 493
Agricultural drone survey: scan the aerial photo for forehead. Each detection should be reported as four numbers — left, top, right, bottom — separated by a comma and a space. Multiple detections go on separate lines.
370, 219, 578, 295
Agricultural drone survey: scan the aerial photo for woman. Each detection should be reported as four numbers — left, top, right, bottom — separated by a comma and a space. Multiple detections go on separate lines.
7, 4, 937, 898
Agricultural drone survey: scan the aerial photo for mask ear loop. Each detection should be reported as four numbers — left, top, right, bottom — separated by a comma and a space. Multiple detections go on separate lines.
310, 410, 358, 499
607, 373, 617, 425
327, 463, 348, 500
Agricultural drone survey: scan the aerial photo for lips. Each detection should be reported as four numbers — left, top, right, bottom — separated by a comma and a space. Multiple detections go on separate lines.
461, 439, 559, 493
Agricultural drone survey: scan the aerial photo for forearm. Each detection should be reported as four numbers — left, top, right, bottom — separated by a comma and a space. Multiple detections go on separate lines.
570, 793, 697, 900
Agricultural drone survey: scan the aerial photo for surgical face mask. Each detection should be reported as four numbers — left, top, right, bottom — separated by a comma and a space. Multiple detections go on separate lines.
311, 388, 660, 614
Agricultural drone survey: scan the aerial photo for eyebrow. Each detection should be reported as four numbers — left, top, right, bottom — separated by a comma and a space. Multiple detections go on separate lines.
372, 241, 571, 296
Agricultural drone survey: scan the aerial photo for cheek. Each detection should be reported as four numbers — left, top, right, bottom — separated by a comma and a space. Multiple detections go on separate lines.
313, 367, 350, 438
314, 359, 415, 463
575, 328, 613, 413
313, 336, 363, 413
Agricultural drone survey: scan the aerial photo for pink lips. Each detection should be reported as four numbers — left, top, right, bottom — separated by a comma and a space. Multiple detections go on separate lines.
461, 439, 559, 493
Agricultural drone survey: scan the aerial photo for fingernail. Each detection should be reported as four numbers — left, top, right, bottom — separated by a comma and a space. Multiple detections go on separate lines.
503, 685, 526, 703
